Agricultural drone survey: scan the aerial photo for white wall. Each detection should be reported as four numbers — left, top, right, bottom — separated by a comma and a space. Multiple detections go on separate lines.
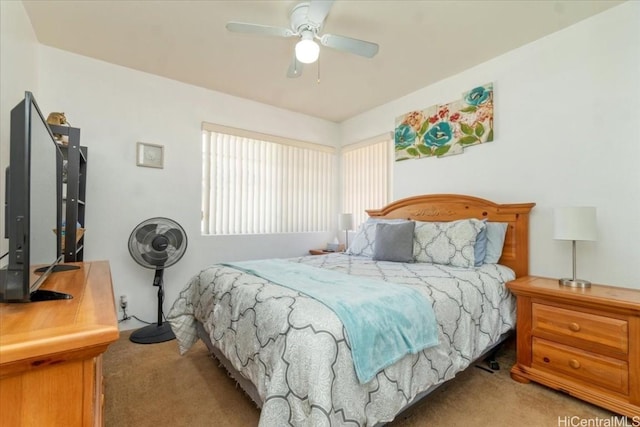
0, 1, 40, 254
342, 1, 640, 289
34, 49, 340, 329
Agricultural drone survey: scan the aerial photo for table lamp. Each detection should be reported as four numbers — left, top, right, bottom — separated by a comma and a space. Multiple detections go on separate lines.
553, 207, 597, 288
338, 213, 353, 250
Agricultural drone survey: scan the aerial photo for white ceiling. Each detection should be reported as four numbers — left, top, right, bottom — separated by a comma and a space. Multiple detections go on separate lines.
23, 0, 623, 123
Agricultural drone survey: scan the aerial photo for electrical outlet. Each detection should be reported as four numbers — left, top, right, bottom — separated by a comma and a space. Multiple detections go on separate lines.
119, 295, 128, 311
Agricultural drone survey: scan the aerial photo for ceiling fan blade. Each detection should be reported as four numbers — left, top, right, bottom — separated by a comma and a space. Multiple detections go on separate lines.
307, 0, 334, 27
319, 33, 379, 58
226, 21, 295, 38
287, 55, 304, 78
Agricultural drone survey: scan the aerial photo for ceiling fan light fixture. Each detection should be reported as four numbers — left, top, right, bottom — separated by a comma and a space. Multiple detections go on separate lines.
295, 35, 320, 64
226, 1, 380, 77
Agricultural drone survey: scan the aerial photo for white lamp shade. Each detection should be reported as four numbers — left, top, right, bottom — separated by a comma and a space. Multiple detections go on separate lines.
553, 207, 597, 241
338, 213, 353, 231
295, 32, 319, 64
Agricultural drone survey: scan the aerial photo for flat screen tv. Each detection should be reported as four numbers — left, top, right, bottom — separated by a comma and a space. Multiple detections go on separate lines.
0, 91, 74, 302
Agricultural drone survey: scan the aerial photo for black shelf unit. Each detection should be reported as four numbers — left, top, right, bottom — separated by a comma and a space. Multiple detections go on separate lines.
50, 124, 87, 262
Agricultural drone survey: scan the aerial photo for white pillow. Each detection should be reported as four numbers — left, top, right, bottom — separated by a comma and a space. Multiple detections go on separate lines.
346, 222, 377, 257
413, 219, 484, 268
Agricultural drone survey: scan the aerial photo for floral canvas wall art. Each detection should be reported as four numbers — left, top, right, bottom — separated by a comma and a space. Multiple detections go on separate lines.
394, 83, 494, 161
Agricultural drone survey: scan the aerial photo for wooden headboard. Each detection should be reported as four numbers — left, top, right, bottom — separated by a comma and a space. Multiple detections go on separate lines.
366, 194, 536, 278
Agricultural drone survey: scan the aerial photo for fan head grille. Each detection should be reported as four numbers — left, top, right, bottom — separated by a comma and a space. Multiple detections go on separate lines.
128, 217, 187, 269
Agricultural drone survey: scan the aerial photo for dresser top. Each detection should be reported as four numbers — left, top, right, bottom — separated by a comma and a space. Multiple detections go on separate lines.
507, 276, 640, 313
0, 261, 119, 366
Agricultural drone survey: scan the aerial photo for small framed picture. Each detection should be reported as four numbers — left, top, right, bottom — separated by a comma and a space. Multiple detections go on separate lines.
136, 142, 164, 169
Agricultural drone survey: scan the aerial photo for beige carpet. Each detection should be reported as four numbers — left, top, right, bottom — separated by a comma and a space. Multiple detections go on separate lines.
104, 331, 617, 426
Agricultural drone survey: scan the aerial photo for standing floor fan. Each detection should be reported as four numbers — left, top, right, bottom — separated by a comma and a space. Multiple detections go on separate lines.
128, 217, 187, 344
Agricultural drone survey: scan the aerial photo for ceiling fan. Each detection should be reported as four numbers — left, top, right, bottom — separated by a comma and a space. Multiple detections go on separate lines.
226, 0, 379, 78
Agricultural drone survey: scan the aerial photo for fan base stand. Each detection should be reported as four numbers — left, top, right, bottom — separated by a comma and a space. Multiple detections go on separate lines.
129, 322, 175, 344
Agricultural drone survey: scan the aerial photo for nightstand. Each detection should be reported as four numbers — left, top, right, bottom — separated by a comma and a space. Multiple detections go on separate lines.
507, 276, 640, 417
309, 244, 345, 255
309, 248, 343, 255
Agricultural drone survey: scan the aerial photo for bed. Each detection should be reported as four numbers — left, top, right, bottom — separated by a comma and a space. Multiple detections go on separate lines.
168, 194, 535, 426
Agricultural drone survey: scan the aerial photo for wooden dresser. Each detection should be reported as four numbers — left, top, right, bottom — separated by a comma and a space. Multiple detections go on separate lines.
507, 276, 640, 417
0, 261, 119, 426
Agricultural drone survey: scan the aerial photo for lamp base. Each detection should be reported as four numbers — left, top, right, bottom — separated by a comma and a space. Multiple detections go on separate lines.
558, 278, 591, 288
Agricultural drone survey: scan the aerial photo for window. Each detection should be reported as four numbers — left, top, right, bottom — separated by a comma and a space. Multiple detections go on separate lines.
202, 124, 336, 235
341, 134, 393, 228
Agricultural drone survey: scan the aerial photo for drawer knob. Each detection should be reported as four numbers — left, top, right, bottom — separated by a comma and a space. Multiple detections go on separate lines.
569, 322, 581, 332
569, 359, 581, 369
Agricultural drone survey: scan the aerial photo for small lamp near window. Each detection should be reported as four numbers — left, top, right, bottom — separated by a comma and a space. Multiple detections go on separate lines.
553, 207, 597, 288
338, 213, 353, 250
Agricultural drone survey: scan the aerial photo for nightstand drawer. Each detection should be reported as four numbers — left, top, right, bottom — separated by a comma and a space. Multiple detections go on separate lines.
532, 303, 628, 354
532, 337, 629, 395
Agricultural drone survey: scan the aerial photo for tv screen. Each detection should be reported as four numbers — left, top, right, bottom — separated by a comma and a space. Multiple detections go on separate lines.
0, 91, 67, 302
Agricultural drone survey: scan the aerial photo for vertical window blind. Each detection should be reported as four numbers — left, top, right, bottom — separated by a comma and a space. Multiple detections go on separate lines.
202, 124, 336, 235
341, 135, 393, 228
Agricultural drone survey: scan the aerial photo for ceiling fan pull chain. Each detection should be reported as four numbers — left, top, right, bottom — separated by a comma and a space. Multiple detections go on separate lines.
317, 56, 321, 84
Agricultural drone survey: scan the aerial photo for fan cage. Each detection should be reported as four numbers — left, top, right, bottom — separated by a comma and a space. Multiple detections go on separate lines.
128, 217, 187, 269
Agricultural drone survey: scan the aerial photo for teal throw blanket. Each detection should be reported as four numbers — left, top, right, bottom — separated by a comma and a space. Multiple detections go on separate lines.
224, 259, 439, 383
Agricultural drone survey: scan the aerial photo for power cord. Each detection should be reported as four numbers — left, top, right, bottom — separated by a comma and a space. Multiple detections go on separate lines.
131, 315, 153, 324
117, 295, 168, 325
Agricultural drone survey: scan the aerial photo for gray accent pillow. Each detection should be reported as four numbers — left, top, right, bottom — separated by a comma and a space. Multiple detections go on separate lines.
372, 221, 416, 262
346, 219, 409, 257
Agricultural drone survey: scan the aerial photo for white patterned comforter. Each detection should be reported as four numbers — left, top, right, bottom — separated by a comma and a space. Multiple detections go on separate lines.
167, 254, 516, 426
